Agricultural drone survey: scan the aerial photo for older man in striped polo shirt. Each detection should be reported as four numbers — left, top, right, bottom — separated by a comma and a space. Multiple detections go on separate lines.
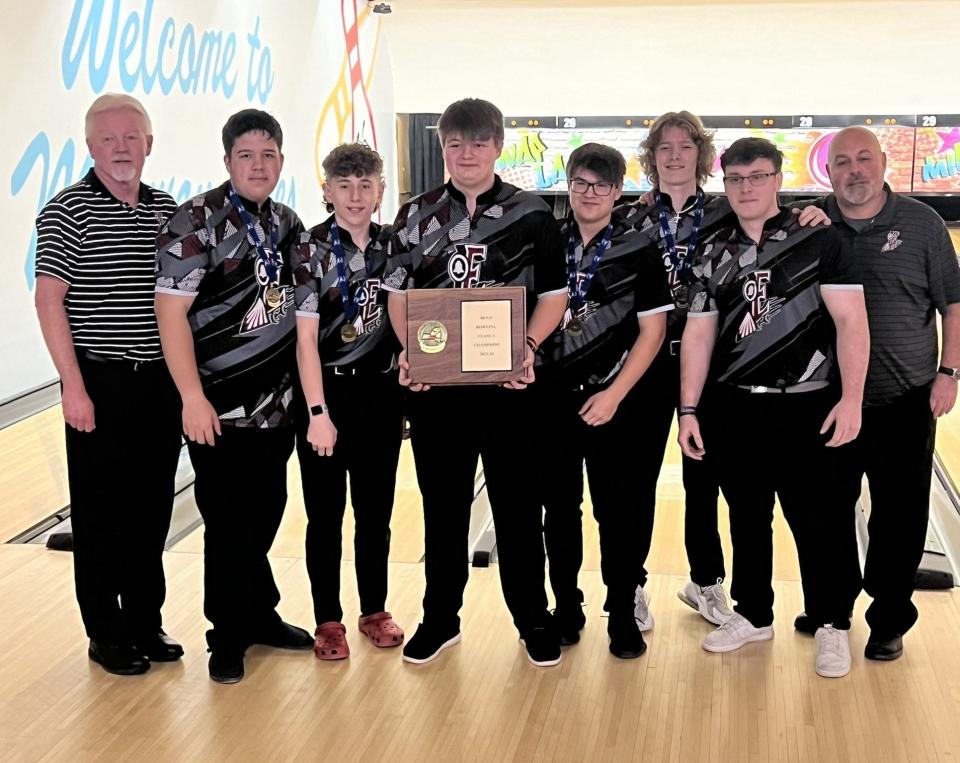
34, 94, 183, 676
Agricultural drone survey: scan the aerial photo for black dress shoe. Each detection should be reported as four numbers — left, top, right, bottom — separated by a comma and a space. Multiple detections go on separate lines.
554, 608, 586, 647
208, 650, 245, 684
89, 640, 150, 675
608, 614, 646, 659
865, 633, 903, 661
139, 631, 184, 662
252, 621, 314, 650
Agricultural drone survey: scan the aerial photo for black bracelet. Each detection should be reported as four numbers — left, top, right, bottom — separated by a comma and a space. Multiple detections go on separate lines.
526, 335, 539, 352
678, 410, 698, 418
678, 405, 697, 414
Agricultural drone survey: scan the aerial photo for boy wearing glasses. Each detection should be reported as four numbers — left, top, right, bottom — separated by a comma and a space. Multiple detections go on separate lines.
535, 143, 673, 658
678, 137, 868, 678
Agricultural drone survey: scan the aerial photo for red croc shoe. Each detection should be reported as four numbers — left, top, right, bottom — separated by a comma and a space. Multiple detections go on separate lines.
358, 612, 405, 648
314, 622, 349, 660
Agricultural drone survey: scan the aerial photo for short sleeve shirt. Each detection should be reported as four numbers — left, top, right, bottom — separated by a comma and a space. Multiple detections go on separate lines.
538, 211, 674, 386
382, 176, 566, 309
35, 168, 177, 361
621, 191, 734, 341
293, 215, 399, 371
688, 208, 861, 388
824, 187, 960, 404
156, 182, 305, 428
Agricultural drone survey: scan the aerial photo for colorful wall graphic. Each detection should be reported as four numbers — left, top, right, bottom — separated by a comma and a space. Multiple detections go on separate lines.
915, 126, 960, 193
498, 123, 921, 195
4, 0, 395, 402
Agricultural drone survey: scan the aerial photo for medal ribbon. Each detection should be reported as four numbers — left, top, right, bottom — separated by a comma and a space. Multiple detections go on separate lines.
566, 220, 614, 313
655, 188, 704, 285
227, 186, 280, 283
329, 221, 364, 324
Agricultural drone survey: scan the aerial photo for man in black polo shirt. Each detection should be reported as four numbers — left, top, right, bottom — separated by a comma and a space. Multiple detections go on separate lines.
383, 98, 568, 667
793, 126, 960, 662
535, 143, 673, 658
156, 109, 312, 684
679, 137, 869, 678
35, 94, 182, 675
293, 143, 404, 660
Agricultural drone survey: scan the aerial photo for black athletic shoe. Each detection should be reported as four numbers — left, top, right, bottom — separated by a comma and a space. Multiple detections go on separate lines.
251, 621, 314, 650
402, 623, 462, 664
138, 630, 184, 662
521, 626, 561, 667
554, 607, 586, 647
208, 650, 245, 684
865, 633, 903, 661
608, 614, 646, 659
88, 640, 150, 675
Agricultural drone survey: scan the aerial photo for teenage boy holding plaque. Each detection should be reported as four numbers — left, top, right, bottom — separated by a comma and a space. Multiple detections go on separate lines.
535, 143, 673, 658
382, 98, 568, 666
156, 110, 313, 684
292, 143, 405, 660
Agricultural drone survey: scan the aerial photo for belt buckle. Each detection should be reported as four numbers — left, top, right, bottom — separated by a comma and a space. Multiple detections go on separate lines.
333, 366, 357, 376
750, 385, 769, 394
669, 340, 681, 357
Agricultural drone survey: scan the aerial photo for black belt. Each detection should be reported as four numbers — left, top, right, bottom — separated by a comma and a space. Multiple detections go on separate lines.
326, 363, 394, 377
734, 380, 830, 394
81, 350, 156, 370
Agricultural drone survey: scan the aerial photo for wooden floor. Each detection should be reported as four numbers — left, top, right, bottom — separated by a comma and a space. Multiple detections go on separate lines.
4, 412, 960, 761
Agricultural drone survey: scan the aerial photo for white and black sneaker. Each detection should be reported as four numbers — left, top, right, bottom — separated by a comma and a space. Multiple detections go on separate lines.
520, 626, 562, 667
678, 579, 734, 626
401, 623, 461, 664
634, 585, 655, 632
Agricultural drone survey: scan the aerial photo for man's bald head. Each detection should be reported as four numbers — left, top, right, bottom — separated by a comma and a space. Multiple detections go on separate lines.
826, 126, 888, 219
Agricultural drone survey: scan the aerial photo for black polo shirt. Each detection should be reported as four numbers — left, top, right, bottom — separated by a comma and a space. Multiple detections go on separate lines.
293, 215, 399, 371
35, 168, 177, 361
156, 182, 304, 428
823, 186, 960, 405
383, 175, 566, 310
620, 191, 734, 342
537, 211, 674, 387
688, 208, 861, 388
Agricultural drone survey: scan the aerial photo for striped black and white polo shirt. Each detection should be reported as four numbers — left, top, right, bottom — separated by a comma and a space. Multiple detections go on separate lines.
35, 168, 177, 361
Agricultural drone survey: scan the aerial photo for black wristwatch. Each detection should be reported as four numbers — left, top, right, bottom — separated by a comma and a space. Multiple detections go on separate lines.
309, 403, 330, 416
937, 365, 960, 380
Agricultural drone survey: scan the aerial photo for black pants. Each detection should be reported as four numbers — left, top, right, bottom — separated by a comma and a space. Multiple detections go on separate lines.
832, 384, 936, 637
702, 385, 857, 629
535, 377, 664, 617
65, 356, 182, 644
296, 369, 404, 625
188, 426, 295, 651
645, 347, 726, 586
407, 385, 550, 635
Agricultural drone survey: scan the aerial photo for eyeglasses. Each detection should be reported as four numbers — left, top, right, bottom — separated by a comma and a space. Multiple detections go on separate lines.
569, 178, 616, 196
722, 172, 778, 187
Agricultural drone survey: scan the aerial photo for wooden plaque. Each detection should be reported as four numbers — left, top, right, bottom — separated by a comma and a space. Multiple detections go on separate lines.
406, 287, 527, 385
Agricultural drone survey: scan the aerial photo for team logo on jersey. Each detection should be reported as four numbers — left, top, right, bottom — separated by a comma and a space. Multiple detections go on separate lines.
342, 277, 385, 338
240, 249, 290, 334
448, 244, 493, 288
881, 230, 903, 253
417, 321, 448, 353
661, 246, 689, 306
737, 270, 783, 341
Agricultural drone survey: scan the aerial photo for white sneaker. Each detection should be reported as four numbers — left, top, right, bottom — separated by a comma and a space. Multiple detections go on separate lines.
815, 625, 851, 678
633, 586, 654, 632
677, 579, 734, 625
702, 612, 773, 653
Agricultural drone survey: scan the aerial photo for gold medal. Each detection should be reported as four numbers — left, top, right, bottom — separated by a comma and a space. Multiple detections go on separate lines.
265, 286, 284, 309
417, 321, 448, 354
340, 324, 358, 343
567, 318, 583, 336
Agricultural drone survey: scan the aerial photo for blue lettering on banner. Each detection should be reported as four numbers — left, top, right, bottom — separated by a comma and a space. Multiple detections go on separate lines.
12, 131, 297, 288
61, 0, 275, 102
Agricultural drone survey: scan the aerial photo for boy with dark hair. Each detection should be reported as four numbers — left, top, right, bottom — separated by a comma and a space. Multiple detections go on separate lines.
536, 142, 673, 658
293, 143, 405, 660
679, 136, 868, 678
384, 97, 568, 667
156, 109, 312, 684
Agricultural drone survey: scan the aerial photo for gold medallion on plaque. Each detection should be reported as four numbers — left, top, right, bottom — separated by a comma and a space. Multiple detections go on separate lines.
265, 286, 285, 309
417, 321, 448, 354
